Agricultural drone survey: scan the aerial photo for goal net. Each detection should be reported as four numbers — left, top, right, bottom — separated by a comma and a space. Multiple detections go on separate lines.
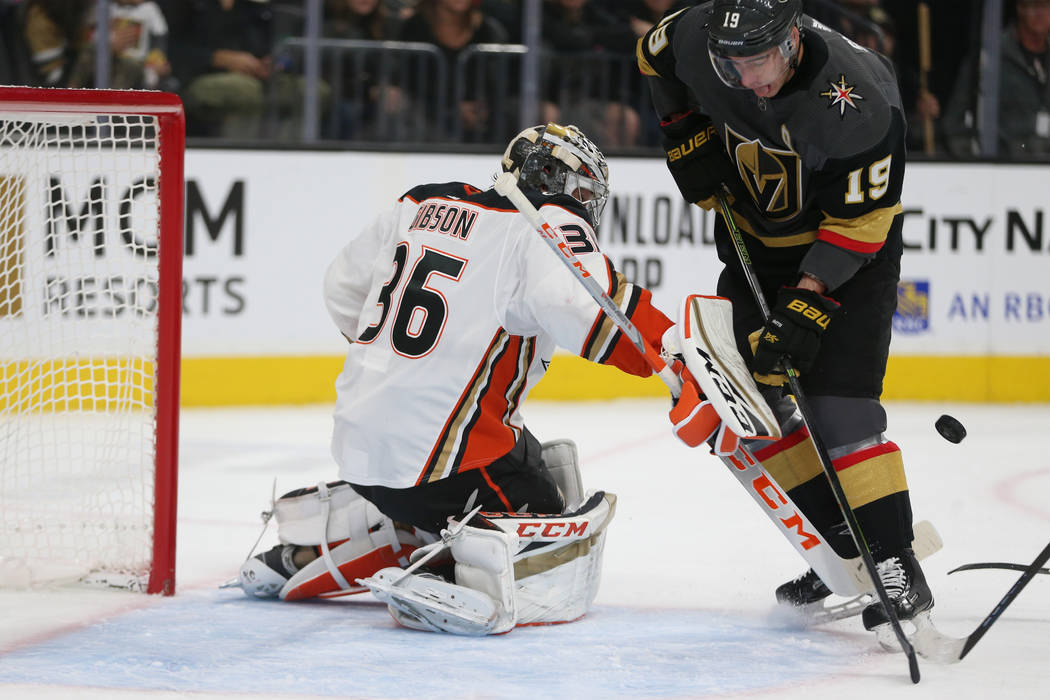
0, 87, 183, 594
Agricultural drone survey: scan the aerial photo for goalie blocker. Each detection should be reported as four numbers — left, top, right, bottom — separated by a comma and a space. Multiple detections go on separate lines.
665, 295, 941, 618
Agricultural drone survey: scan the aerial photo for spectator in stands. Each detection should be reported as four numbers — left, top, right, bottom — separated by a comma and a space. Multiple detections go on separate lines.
618, 0, 686, 146
397, 0, 510, 141
0, 0, 35, 85
323, 0, 405, 139
163, 0, 325, 139
942, 0, 1050, 159
541, 0, 641, 147
803, 0, 883, 47
618, 0, 677, 37
855, 6, 941, 154
22, 0, 91, 86
386, 0, 419, 22
71, 0, 172, 89
483, 0, 522, 44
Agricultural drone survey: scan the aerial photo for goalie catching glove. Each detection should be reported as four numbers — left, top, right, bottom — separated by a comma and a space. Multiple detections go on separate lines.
660, 111, 737, 210
752, 287, 840, 381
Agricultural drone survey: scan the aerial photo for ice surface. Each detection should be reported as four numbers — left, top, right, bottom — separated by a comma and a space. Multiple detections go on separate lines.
1, 399, 1047, 699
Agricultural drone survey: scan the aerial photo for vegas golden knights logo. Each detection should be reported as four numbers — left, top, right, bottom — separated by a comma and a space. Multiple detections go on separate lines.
725, 125, 803, 221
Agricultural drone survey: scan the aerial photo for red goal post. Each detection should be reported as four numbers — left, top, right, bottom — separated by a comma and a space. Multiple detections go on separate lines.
0, 86, 184, 595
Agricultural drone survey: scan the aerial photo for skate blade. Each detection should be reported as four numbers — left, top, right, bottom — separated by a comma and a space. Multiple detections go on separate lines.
219, 577, 242, 590
777, 593, 872, 626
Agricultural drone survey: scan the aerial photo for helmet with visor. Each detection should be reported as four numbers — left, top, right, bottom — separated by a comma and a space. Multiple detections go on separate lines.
707, 0, 802, 90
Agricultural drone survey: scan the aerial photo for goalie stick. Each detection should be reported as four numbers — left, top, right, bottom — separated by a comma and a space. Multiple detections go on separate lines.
715, 193, 921, 683
493, 172, 681, 397
910, 539, 1050, 663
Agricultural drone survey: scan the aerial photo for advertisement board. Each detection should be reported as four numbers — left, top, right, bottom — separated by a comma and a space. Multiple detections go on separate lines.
175, 151, 1050, 403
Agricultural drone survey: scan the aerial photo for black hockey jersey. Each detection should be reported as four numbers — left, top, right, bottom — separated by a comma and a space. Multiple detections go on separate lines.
638, 4, 906, 291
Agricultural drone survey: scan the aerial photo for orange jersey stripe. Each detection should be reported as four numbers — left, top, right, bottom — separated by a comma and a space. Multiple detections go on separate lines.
454, 336, 534, 474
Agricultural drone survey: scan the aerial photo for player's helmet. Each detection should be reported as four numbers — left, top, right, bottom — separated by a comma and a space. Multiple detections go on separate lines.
501, 123, 610, 226
707, 0, 803, 89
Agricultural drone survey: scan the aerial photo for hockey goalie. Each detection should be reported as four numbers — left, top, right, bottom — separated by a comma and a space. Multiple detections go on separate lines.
224, 122, 672, 635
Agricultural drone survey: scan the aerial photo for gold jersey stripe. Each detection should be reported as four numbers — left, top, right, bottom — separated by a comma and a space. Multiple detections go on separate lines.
838, 449, 909, 509
729, 207, 818, 247
636, 37, 659, 77
757, 431, 824, 492
821, 202, 903, 244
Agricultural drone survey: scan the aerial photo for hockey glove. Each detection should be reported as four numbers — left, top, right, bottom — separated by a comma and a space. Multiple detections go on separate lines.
661, 111, 737, 210
752, 287, 841, 378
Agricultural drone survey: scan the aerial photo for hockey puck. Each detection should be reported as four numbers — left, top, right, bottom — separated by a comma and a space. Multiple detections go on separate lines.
935, 414, 967, 444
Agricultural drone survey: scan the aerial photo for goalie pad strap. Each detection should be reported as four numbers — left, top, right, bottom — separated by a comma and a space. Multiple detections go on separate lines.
273, 481, 425, 600
316, 481, 353, 591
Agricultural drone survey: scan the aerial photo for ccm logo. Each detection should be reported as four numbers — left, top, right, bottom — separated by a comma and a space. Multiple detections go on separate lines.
666, 125, 718, 162
728, 453, 820, 551
516, 521, 588, 538
786, 299, 832, 329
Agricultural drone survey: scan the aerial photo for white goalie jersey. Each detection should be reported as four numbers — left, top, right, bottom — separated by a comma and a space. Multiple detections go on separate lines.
324, 181, 669, 489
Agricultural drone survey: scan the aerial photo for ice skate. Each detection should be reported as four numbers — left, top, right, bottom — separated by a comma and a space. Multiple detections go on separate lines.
774, 567, 872, 624
776, 568, 832, 607
221, 544, 302, 598
862, 548, 934, 650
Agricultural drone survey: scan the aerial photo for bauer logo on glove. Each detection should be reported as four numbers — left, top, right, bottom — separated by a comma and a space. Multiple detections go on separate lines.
753, 287, 840, 375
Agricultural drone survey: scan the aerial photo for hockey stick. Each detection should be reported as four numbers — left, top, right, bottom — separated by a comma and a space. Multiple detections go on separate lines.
912, 540, 1050, 662
492, 172, 682, 397
948, 562, 1050, 576
715, 193, 921, 683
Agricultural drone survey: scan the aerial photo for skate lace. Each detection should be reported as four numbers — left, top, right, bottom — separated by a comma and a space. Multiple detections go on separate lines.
876, 556, 907, 598
792, 569, 816, 585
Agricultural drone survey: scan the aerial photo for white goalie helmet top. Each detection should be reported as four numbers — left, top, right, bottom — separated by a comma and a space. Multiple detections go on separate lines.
500, 122, 610, 226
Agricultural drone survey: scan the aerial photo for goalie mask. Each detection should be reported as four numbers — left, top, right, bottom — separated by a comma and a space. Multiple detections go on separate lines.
707, 0, 802, 90
501, 123, 610, 226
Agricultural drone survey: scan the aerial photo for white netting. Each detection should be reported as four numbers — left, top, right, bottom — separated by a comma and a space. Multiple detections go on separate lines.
0, 112, 163, 589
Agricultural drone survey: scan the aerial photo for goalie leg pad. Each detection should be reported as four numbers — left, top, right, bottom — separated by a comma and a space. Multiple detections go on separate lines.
482, 490, 617, 626
362, 491, 616, 634
364, 523, 518, 635
259, 480, 425, 600
280, 530, 424, 601
273, 480, 380, 546
540, 439, 584, 512
364, 568, 500, 635
512, 494, 615, 626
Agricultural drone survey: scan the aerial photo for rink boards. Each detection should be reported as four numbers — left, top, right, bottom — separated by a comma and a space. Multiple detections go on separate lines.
144, 151, 1050, 403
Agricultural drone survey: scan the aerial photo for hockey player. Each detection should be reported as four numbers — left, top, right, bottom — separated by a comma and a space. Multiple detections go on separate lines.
638, 0, 934, 636
226, 123, 672, 635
